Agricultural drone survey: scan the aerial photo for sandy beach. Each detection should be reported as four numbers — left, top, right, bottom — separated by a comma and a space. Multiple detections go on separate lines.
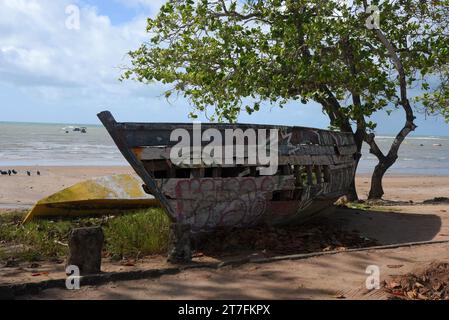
1, 166, 448, 207
0, 166, 133, 208
2, 166, 449, 300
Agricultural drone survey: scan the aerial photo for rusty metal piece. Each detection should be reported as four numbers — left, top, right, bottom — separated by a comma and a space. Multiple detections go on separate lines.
98, 111, 357, 234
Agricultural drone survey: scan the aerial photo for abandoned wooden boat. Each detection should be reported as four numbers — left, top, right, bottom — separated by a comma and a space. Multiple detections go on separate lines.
98, 111, 357, 235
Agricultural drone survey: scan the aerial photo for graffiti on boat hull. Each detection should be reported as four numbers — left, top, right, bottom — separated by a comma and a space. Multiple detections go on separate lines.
98, 111, 358, 234
168, 176, 292, 232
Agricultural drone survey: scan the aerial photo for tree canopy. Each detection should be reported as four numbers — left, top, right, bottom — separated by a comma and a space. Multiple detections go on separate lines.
123, 0, 448, 126
122, 0, 449, 199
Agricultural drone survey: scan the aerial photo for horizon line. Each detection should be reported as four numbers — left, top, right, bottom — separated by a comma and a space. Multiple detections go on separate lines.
0, 120, 102, 127
0, 120, 448, 138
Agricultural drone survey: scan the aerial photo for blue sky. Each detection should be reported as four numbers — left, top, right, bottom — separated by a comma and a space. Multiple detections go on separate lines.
0, 0, 448, 136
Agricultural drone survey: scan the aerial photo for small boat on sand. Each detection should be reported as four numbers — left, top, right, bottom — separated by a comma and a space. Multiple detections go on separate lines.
22, 174, 159, 223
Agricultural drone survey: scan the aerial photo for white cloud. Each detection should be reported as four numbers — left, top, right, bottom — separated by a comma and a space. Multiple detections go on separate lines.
0, 0, 331, 128
0, 0, 159, 101
116, 0, 166, 9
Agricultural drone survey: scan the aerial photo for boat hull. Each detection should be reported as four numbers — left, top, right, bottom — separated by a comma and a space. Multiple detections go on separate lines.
98, 111, 357, 233
22, 174, 159, 223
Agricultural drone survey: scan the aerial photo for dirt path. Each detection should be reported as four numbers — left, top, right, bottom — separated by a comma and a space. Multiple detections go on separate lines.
20, 242, 449, 300
13, 202, 449, 300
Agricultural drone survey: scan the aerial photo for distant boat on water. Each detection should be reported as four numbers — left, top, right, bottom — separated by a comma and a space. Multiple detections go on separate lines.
61, 126, 88, 133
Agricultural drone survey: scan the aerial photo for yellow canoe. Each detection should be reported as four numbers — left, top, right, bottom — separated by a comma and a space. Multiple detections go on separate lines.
22, 174, 160, 223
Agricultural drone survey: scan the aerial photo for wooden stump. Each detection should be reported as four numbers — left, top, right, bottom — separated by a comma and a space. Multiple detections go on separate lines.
167, 223, 192, 264
67, 227, 104, 275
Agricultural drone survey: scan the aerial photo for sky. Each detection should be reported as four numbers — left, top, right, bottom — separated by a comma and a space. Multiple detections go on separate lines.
0, 0, 448, 136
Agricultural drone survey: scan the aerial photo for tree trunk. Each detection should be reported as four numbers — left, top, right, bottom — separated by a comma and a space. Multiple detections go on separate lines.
345, 128, 364, 201
346, 153, 361, 201
368, 154, 397, 200
368, 163, 387, 199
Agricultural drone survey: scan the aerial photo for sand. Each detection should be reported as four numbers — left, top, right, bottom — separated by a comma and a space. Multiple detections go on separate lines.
23, 242, 449, 300
0, 166, 133, 208
5, 201, 449, 300
1, 166, 449, 300
355, 175, 449, 203
0, 166, 448, 207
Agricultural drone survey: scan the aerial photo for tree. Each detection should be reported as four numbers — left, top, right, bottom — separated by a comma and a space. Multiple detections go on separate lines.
419, 66, 449, 122
358, 0, 449, 199
122, 0, 449, 200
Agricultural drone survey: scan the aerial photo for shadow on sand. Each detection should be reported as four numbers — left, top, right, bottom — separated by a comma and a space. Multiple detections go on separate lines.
325, 207, 443, 245
14, 205, 447, 300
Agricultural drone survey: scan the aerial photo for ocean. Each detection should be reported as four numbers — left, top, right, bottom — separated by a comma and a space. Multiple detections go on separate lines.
0, 122, 125, 166
0, 122, 448, 175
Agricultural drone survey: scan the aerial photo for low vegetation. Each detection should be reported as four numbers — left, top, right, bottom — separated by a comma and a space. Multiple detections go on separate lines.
0, 208, 170, 263
104, 209, 170, 259
338, 201, 402, 213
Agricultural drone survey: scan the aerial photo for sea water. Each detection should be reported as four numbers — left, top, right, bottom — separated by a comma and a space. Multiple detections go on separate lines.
0, 122, 126, 166
0, 122, 448, 175
359, 135, 449, 175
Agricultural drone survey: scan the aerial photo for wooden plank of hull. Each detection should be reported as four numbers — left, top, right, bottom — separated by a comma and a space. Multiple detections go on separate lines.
159, 174, 350, 233
135, 144, 357, 161
336, 144, 357, 155
166, 187, 342, 233
157, 176, 296, 200
114, 122, 356, 149
167, 191, 269, 231
138, 153, 353, 169
332, 154, 356, 164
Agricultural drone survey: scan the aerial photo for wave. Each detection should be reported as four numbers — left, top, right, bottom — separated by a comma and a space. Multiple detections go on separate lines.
375, 135, 448, 141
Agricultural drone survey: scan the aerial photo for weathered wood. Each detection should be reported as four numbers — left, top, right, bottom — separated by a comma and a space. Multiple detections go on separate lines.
323, 166, 331, 183
139, 150, 354, 169
136, 144, 356, 161
190, 168, 205, 178
67, 227, 104, 275
335, 144, 358, 156
315, 165, 323, 184
212, 167, 222, 178
167, 224, 192, 263
143, 154, 344, 169
294, 165, 303, 187
332, 154, 355, 164
98, 111, 357, 234
113, 122, 355, 149
329, 163, 355, 171
157, 175, 296, 200
306, 166, 314, 186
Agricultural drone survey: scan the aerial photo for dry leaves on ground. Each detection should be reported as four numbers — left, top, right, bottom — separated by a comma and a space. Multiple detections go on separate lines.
384, 262, 449, 300
195, 222, 378, 257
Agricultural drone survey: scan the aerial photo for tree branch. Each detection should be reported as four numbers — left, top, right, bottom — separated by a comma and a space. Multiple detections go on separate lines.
362, 0, 417, 160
